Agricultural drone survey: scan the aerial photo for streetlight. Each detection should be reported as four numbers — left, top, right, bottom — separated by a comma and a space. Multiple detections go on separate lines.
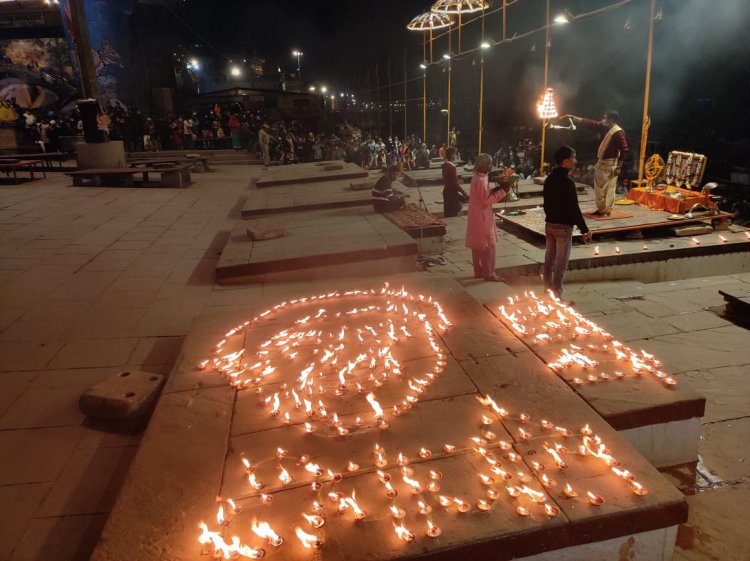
553, 9, 574, 24
407, 11, 454, 145
292, 49, 303, 78
230, 66, 241, 77
189, 58, 199, 69
309, 86, 316, 92
320, 86, 328, 93
480, 41, 491, 49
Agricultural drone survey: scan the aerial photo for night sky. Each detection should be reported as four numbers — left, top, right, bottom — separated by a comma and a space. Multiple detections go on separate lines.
179, 0, 750, 159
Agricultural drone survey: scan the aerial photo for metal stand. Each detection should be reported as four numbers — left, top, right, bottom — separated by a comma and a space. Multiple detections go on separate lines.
415, 183, 429, 260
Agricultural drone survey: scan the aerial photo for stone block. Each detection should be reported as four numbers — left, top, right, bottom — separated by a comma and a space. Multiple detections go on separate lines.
75, 141, 126, 170
79, 370, 164, 420
350, 180, 374, 191
670, 225, 712, 237
246, 226, 287, 241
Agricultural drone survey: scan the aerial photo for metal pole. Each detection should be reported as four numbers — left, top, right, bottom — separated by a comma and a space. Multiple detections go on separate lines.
502, 0, 507, 41
388, 58, 393, 138
638, 0, 657, 185
404, 48, 408, 140
458, 13, 462, 53
447, 27, 452, 148
430, 29, 433, 64
479, 12, 485, 153
423, 37, 427, 143
540, 0, 550, 174
376, 61, 381, 138
68, 0, 100, 101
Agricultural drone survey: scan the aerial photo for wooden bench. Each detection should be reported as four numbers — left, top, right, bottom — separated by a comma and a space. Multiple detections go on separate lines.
67, 168, 142, 187
139, 163, 193, 187
0, 159, 47, 183
0, 152, 68, 169
129, 156, 211, 173
68, 164, 193, 188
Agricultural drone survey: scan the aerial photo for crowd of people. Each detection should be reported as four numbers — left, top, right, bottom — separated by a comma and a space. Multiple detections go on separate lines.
6, 97, 601, 188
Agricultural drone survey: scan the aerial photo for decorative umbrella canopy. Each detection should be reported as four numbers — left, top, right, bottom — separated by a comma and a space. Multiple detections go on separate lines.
431, 0, 489, 15
406, 12, 454, 31
536, 88, 559, 120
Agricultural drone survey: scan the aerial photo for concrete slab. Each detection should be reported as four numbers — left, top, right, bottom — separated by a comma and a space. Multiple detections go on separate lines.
217, 208, 417, 283
93, 278, 687, 561
672, 483, 750, 561
242, 176, 389, 216
256, 161, 368, 188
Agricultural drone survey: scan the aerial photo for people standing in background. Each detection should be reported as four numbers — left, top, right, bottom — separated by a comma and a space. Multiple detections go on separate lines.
543, 145, 592, 300
441, 147, 469, 218
465, 153, 506, 282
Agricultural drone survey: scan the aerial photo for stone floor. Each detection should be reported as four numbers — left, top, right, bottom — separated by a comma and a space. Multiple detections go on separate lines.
0, 165, 748, 560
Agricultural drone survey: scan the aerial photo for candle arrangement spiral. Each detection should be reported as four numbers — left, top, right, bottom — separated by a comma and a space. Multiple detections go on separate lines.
197, 285, 654, 559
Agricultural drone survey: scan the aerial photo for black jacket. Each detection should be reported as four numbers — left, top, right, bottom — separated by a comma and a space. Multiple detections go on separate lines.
543, 167, 589, 234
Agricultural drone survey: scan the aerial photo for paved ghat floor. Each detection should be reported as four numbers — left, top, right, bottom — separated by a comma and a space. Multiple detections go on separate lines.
0, 165, 748, 561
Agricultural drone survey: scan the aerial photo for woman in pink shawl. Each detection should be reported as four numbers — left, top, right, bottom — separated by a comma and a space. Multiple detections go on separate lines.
465, 153, 506, 282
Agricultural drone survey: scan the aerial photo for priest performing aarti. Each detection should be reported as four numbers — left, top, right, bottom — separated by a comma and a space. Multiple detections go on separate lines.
562, 110, 629, 216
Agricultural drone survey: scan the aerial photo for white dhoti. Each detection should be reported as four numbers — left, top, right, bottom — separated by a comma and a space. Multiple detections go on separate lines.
261, 144, 270, 166
594, 158, 619, 214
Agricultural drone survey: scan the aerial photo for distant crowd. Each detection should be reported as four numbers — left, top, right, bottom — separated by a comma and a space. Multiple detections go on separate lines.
7, 100, 597, 185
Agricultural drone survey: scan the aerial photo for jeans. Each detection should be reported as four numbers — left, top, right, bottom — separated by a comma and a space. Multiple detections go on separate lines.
543, 222, 572, 298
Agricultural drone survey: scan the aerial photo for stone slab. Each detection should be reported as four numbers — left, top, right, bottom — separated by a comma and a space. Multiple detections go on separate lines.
672, 483, 750, 561
500, 204, 736, 237
256, 161, 368, 188
242, 176, 394, 217
89, 386, 234, 561
93, 278, 688, 561
79, 369, 165, 420
485, 298, 706, 432
216, 208, 417, 282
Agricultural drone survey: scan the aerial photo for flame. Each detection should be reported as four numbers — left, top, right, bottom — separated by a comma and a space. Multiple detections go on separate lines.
199, 523, 265, 559
303, 513, 325, 528
251, 520, 283, 546
295, 527, 322, 548
278, 466, 292, 485
366, 392, 384, 418
394, 522, 416, 542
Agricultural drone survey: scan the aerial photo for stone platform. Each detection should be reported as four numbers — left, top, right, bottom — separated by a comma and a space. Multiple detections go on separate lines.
501, 204, 735, 238
242, 177, 407, 217
91, 278, 688, 561
216, 208, 418, 283
406, 180, 596, 218
256, 161, 368, 188
485, 294, 705, 468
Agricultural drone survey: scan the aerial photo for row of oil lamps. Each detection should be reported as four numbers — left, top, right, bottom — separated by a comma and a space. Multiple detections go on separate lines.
498, 292, 677, 388
197, 288, 651, 558
199, 392, 649, 558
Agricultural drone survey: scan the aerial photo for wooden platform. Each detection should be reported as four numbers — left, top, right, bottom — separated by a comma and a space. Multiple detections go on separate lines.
500, 203, 734, 238
256, 161, 368, 188
217, 208, 417, 282
383, 203, 447, 239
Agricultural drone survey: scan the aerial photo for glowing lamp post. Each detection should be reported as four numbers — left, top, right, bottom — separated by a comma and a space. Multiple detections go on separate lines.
430, 0, 488, 146
292, 49, 304, 79
407, 12, 454, 143
536, 87, 559, 175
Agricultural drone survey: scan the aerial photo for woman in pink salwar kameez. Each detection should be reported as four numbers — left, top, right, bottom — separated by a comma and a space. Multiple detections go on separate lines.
465, 153, 506, 282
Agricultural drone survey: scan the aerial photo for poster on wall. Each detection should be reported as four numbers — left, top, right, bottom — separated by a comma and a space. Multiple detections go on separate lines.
58, 0, 133, 110
0, 37, 76, 119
